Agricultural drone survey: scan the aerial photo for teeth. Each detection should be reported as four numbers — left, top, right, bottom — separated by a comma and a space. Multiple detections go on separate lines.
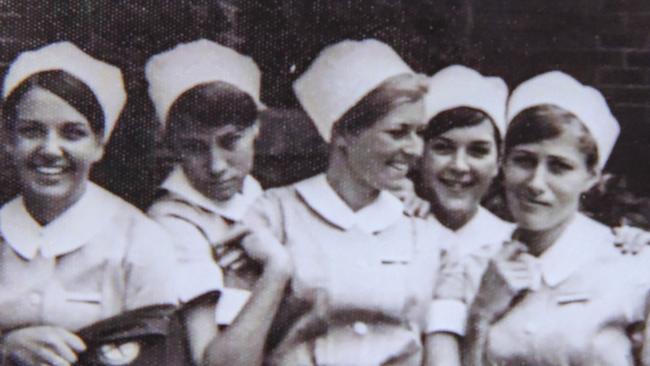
35, 166, 65, 175
388, 162, 408, 172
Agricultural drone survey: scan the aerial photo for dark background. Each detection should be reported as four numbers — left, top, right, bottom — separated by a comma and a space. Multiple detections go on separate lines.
0, 0, 648, 225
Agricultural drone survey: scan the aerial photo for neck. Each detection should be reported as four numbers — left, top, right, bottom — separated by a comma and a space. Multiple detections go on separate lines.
514, 214, 574, 257
23, 184, 87, 226
326, 152, 380, 212
431, 202, 478, 231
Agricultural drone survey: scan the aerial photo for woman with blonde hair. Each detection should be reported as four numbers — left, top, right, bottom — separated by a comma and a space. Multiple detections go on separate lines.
244, 39, 453, 365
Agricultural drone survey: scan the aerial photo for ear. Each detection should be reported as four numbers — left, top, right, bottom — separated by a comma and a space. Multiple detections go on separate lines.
90, 141, 106, 164
330, 128, 355, 152
582, 169, 601, 193
251, 120, 261, 139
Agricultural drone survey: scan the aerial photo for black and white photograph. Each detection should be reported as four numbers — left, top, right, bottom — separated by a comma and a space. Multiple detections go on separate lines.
0, 1, 649, 365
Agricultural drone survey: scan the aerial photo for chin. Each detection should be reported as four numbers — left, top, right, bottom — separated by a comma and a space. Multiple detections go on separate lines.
24, 183, 76, 202
437, 192, 477, 213
513, 212, 552, 232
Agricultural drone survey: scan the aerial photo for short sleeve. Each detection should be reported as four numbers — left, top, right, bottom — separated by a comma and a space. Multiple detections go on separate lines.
241, 190, 287, 244
123, 216, 179, 309
153, 214, 225, 303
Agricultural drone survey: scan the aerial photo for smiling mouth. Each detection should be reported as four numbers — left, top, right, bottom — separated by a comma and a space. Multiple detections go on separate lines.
387, 161, 410, 173
439, 177, 475, 191
30, 163, 71, 177
519, 196, 551, 209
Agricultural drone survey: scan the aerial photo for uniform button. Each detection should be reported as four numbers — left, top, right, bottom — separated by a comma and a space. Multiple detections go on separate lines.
29, 292, 42, 305
353, 321, 368, 336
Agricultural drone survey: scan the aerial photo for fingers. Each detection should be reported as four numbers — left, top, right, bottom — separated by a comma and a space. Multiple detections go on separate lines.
58, 329, 86, 353
216, 224, 251, 248
614, 226, 650, 255
218, 247, 245, 268
34, 345, 73, 366
39, 329, 85, 365
497, 241, 528, 261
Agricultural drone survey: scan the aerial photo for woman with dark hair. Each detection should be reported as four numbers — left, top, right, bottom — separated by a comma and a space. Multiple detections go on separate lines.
145, 40, 291, 366
401, 65, 513, 366
463, 71, 650, 365
244, 39, 452, 365
0, 42, 177, 366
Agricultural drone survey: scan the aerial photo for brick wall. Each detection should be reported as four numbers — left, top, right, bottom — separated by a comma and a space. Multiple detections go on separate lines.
461, 0, 650, 193
0, 0, 648, 206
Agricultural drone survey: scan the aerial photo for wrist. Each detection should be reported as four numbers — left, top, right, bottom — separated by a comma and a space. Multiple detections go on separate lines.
263, 259, 292, 280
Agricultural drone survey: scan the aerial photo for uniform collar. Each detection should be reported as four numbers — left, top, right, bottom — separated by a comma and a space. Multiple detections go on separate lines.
531, 213, 614, 288
456, 206, 512, 238
0, 182, 120, 260
161, 166, 263, 222
295, 174, 404, 234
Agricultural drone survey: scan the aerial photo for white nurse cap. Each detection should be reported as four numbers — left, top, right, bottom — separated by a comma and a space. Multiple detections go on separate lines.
145, 39, 262, 127
2, 41, 126, 141
293, 39, 414, 142
425, 65, 508, 136
507, 71, 620, 168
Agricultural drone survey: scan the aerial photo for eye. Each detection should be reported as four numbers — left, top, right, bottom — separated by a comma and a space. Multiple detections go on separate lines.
385, 128, 409, 139
179, 140, 208, 155
548, 159, 574, 175
218, 132, 244, 151
15, 121, 46, 139
430, 139, 454, 155
468, 143, 491, 158
60, 123, 91, 141
510, 153, 536, 169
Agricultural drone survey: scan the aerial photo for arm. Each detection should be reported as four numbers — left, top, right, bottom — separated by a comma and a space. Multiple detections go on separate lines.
462, 242, 533, 366
462, 307, 492, 366
192, 193, 292, 366
424, 333, 461, 366
198, 256, 291, 366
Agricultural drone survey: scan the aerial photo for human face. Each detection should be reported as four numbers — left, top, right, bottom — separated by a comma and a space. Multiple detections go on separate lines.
504, 126, 598, 232
174, 120, 257, 202
341, 100, 426, 191
7, 87, 104, 204
421, 118, 499, 217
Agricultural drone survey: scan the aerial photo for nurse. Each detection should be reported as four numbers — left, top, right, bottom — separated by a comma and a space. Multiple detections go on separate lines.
247, 39, 452, 365
145, 40, 291, 366
412, 65, 513, 365
464, 71, 650, 365
0, 42, 176, 366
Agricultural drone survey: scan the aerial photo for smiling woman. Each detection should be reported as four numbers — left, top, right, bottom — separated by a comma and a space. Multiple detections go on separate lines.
238, 39, 455, 366
0, 42, 177, 366
463, 71, 650, 366
2, 72, 105, 223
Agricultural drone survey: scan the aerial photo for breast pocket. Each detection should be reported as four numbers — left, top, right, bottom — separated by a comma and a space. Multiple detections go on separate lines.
44, 289, 105, 330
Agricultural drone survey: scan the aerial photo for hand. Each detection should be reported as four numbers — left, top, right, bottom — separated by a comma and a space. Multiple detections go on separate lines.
213, 225, 251, 271
403, 194, 431, 218
390, 179, 431, 218
214, 225, 292, 278
3, 326, 86, 366
240, 227, 292, 277
471, 241, 533, 323
613, 225, 650, 255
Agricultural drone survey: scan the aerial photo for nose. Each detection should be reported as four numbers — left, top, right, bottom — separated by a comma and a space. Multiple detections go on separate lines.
40, 131, 64, 158
525, 164, 547, 196
208, 145, 229, 176
402, 131, 424, 157
450, 149, 470, 173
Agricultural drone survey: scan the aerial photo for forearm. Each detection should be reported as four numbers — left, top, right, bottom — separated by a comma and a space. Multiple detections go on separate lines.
203, 265, 290, 366
423, 333, 461, 366
462, 310, 492, 366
